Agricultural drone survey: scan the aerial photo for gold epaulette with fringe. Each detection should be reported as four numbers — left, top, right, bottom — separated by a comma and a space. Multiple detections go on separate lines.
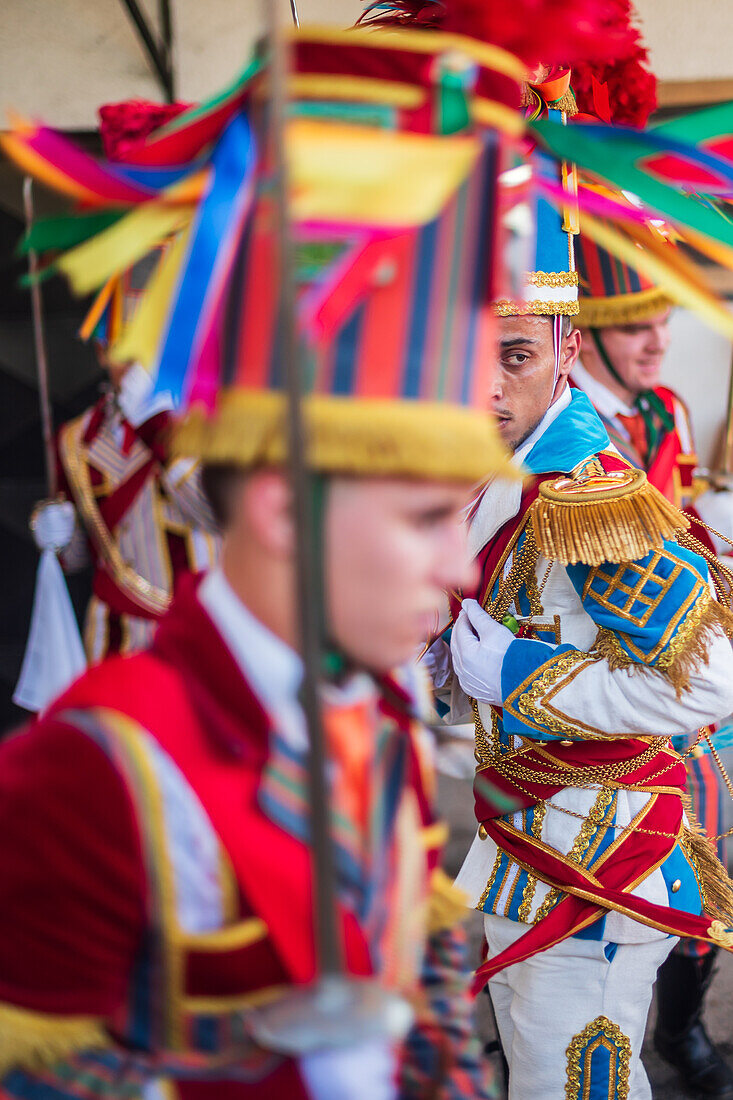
531, 467, 689, 567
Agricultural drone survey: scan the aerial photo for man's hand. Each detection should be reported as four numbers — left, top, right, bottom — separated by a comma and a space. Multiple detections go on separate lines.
420, 637, 452, 690
450, 598, 513, 705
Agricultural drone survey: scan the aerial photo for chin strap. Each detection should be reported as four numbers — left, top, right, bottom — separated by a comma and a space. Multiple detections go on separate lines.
552, 314, 562, 389
590, 327, 674, 459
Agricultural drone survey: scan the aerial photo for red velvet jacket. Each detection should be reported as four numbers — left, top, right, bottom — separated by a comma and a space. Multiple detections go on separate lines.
0, 577, 460, 1099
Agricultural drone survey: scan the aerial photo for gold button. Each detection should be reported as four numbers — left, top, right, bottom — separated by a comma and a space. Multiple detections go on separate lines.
536, 741, 547, 747
671, 879, 682, 893
474, 749, 483, 763
560, 739, 573, 746
478, 824, 489, 840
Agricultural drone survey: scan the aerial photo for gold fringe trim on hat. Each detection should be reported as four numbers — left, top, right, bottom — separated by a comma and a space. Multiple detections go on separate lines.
593, 594, 733, 696
0, 1002, 109, 1074
577, 286, 674, 329
494, 298, 580, 317
681, 811, 733, 927
173, 391, 517, 483
531, 468, 688, 567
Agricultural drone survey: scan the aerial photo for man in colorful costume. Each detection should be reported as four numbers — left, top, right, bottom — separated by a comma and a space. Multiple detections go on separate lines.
571, 233, 733, 1097
52, 102, 219, 666
424, 73, 733, 1100
0, 24, 525, 1100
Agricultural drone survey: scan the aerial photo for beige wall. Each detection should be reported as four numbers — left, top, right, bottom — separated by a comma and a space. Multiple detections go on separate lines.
634, 0, 733, 83
1, 0, 362, 129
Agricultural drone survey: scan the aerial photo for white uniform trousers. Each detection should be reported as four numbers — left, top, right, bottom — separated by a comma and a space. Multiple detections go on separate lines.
484, 914, 676, 1100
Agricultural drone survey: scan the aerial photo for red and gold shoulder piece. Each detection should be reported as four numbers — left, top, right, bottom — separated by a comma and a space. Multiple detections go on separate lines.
531, 465, 689, 566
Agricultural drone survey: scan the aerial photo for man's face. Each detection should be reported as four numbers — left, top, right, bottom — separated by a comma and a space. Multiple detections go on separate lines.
590, 310, 672, 396
325, 478, 478, 672
492, 315, 578, 452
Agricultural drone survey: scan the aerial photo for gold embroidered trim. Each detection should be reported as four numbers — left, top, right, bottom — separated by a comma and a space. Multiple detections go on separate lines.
59, 415, 171, 616
533, 788, 615, 925
593, 592, 733, 696
0, 1002, 108, 1075
478, 849, 504, 911
513, 649, 592, 737
494, 298, 580, 317
517, 801, 548, 921
525, 270, 579, 288
565, 1015, 632, 1100
709, 920, 733, 949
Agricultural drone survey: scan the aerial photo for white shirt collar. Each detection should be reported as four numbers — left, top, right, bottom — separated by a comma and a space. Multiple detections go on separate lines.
572, 360, 634, 419
198, 567, 303, 732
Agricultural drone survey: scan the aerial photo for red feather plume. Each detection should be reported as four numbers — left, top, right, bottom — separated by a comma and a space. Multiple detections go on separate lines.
570, 2, 657, 127
98, 99, 189, 162
358, 0, 638, 68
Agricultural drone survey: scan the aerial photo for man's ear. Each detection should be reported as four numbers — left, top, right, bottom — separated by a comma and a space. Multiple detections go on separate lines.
242, 469, 294, 558
559, 327, 582, 379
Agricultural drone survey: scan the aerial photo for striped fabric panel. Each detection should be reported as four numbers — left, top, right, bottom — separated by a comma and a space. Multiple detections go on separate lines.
219, 135, 497, 408
577, 225, 650, 299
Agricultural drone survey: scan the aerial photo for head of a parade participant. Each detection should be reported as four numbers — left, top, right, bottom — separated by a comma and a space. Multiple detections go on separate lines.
491, 314, 581, 451
575, 230, 675, 404
202, 465, 482, 673
577, 310, 672, 405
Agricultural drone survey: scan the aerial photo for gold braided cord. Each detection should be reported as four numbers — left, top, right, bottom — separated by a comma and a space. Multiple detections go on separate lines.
494, 298, 580, 317
0, 1002, 108, 1075
531, 469, 689, 567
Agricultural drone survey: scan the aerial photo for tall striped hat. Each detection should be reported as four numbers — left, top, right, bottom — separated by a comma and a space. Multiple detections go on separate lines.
495, 70, 579, 318
576, 224, 673, 328
166, 26, 525, 481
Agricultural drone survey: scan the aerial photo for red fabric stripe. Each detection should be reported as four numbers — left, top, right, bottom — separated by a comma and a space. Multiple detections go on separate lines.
236, 222, 277, 389
354, 231, 416, 398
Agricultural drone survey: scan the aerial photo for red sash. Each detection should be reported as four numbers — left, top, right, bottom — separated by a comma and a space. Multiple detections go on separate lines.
472, 739, 727, 984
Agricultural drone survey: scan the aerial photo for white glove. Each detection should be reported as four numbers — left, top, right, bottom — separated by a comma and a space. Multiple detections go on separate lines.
300, 1038, 397, 1100
117, 361, 175, 427
450, 598, 514, 705
420, 636, 452, 690
30, 499, 76, 553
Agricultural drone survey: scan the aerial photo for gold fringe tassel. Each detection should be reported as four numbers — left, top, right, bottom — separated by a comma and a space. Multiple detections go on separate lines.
0, 1002, 108, 1075
531, 469, 689, 567
174, 390, 517, 483
682, 811, 733, 927
593, 596, 733, 697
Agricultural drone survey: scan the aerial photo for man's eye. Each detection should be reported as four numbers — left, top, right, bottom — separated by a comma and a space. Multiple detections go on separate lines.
503, 353, 529, 366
